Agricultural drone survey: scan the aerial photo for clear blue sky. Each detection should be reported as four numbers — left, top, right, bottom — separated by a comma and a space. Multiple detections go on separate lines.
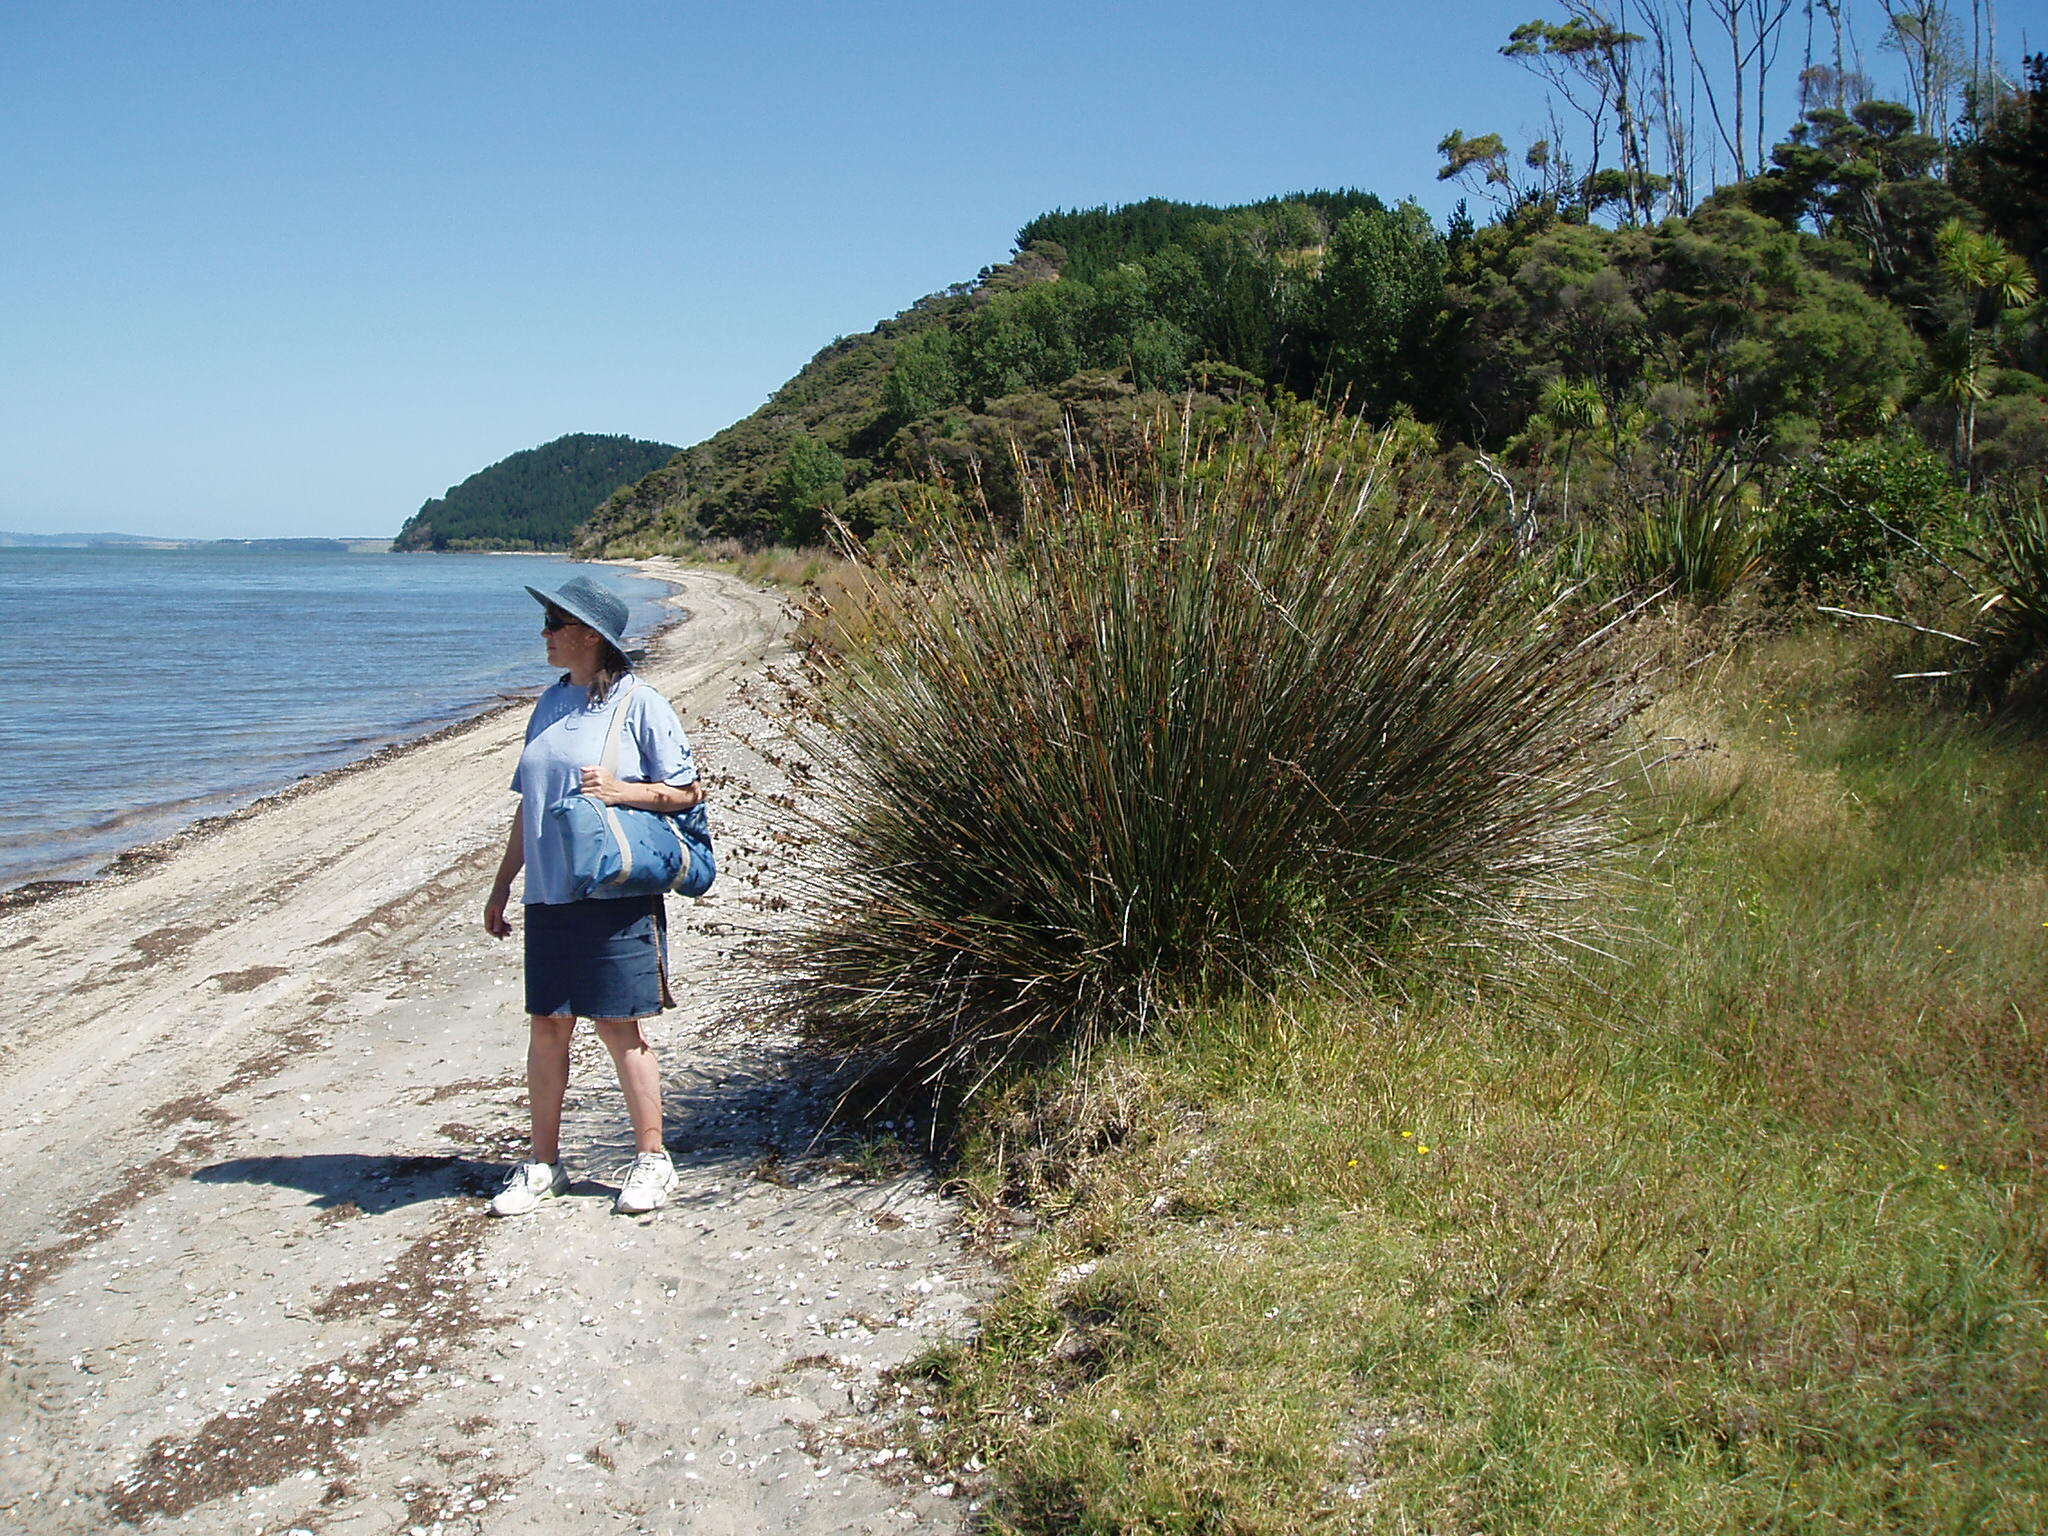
0, 1, 1768, 537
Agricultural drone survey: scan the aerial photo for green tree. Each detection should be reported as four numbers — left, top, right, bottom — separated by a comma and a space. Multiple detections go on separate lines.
1308, 203, 1449, 416
1743, 98, 1970, 313
1437, 128, 1577, 216
1451, 218, 1649, 441
1175, 223, 1292, 376
1650, 205, 1921, 448
1954, 53, 2048, 271
1127, 317, 1195, 391
880, 330, 964, 425
959, 282, 1089, 402
1532, 375, 1607, 515
776, 434, 848, 544
1928, 217, 2039, 480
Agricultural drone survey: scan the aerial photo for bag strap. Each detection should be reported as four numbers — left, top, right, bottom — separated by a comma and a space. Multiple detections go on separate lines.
598, 676, 638, 778
652, 895, 674, 1008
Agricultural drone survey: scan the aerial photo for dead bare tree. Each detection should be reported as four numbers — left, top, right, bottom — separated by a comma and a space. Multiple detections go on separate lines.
1609, 1, 1659, 220
1801, 1, 1875, 109
1755, 0, 1797, 167
1474, 452, 1544, 557
1880, 1, 1965, 143
1639, 1, 1698, 210
1680, 0, 1795, 180
1488, 0, 2005, 213
1962, 0, 2012, 110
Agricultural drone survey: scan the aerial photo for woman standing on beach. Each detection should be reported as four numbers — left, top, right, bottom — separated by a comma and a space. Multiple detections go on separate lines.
482, 575, 701, 1218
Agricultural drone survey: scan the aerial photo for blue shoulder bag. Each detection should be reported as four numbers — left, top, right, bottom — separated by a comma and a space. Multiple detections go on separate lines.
547, 679, 717, 900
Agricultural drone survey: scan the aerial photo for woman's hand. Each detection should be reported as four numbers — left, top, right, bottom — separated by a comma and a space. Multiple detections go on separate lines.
579, 765, 630, 805
485, 810, 521, 938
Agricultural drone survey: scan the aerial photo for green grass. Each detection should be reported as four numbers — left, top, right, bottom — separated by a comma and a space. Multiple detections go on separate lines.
911, 627, 2048, 1534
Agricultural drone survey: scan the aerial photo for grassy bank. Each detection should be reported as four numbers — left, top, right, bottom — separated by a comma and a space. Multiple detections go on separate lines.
611, 536, 843, 591
909, 627, 2048, 1533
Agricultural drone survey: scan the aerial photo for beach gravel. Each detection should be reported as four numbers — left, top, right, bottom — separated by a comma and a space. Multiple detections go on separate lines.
0, 565, 982, 1534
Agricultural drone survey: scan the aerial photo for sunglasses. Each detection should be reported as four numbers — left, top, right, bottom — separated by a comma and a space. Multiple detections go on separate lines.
542, 610, 586, 633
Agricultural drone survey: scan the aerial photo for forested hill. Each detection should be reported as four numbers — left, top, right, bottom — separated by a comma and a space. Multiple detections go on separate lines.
393, 433, 678, 551
579, 45, 2048, 557
574, 196, 1386, 553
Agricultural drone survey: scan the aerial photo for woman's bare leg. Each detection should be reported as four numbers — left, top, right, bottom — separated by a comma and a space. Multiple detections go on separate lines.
593, 1018, 663, 1154
527, 1014, 576, 1163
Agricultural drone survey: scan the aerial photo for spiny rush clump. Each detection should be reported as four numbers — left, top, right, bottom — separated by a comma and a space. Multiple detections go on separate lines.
773, 417, 1644, 1097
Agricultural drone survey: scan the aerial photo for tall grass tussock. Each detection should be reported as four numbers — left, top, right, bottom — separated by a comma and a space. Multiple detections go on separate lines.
769, 415, 1643, 1093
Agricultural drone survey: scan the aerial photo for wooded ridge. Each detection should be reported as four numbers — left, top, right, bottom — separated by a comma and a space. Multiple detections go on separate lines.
393, 432, 679, 552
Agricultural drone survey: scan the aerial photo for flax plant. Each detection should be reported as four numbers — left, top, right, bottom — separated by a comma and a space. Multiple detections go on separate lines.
772, 416, 1642, 1094
1614, 439, 1763, 602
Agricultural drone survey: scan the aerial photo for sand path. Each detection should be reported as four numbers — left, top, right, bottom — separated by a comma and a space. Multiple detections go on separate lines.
0, 566, 983, 1535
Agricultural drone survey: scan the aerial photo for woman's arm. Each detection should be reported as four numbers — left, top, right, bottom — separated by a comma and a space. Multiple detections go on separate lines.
576, 768, 703, 814
483, 809, 523, 937
587, 687, 703, 814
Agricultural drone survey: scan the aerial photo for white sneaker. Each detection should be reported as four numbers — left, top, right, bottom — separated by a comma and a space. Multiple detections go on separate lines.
489, 1161, 569, 1217
614, 1151, 677, 1215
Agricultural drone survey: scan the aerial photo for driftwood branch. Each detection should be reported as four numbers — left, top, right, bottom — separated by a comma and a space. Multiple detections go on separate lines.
1473, 450, 1540, 556
1868, 513, 1975, 585
1816, 605, 1980, 647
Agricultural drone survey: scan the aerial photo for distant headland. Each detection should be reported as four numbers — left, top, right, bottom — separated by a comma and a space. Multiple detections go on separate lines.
0, 531, 393, 552
390, 432, 679, 552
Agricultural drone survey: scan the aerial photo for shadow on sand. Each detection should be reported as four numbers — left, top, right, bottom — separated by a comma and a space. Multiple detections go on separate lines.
191, 1039, 931, 1213
190, 1151, 500, 1213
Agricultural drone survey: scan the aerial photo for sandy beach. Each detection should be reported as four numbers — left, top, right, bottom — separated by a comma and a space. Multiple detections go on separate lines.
0, 565, 983, 1534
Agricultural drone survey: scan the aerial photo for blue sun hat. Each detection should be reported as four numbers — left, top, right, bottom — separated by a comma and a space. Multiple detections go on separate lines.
525, 574, 644, 661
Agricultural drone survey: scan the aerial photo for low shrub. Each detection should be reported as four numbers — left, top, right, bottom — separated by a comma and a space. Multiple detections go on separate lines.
1971, 479, 2048, 705
1767, 436, 1965, 595
1812, 474, 2048, 711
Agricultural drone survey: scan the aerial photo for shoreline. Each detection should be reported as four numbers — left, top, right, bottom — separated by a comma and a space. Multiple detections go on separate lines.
0, 694, 535, 916
0, 556, 696, 916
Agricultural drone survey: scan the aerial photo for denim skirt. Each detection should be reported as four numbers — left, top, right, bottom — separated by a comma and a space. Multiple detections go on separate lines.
523, 895, 667, 1020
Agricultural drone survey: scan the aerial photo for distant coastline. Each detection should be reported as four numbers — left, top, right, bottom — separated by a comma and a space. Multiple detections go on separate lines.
0, 530, 392, 551
0, 547, 676, 897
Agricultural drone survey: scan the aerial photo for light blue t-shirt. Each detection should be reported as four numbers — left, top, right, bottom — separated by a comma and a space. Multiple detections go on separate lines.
511, 674, 700, 906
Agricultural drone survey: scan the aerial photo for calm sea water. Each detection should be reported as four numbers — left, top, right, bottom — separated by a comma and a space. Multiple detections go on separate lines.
0, 547, 673, 891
